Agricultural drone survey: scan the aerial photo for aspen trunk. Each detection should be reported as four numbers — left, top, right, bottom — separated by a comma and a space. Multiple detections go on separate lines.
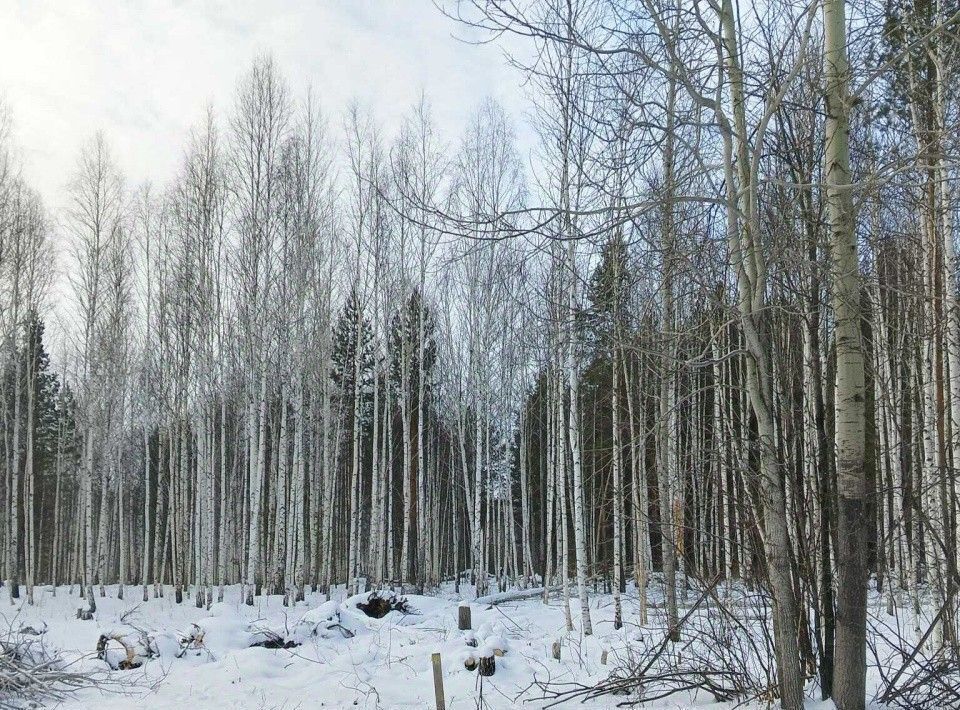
566, 272, 592, 635
611, 347, 623, 629
823, 3, 867, 706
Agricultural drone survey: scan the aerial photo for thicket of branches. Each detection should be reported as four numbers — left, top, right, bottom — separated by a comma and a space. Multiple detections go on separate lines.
2, 0, 960, 708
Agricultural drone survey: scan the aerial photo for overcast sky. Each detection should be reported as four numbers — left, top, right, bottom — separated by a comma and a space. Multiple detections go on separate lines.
0, 0, 532, 211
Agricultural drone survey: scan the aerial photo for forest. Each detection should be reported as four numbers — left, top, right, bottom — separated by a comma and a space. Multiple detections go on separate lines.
2, 0, 959, 708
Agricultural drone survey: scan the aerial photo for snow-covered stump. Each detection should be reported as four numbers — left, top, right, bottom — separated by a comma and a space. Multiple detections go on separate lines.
96, 629, 155, 670
177, 624, 207, 658
462, 624, 508, 677
290, 600, 358, 643
477, 650, 495, 677
355, 590, 416, 619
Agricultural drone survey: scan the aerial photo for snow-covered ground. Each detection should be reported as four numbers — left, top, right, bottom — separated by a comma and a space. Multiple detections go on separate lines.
1, 582, 908, 709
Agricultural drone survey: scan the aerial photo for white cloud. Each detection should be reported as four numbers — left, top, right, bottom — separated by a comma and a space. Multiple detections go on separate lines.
0, 0, 533, 211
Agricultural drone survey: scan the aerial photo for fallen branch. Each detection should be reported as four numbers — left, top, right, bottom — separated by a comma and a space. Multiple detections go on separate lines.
1, 630, 106, 707
533, 573, 778, 708
876, 601, 947, 706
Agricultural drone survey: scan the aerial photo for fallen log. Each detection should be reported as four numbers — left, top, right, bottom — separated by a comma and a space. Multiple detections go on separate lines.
474, 586, 560, 606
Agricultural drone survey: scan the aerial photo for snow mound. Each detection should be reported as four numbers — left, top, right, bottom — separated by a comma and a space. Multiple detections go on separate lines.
291, 599, 360, 643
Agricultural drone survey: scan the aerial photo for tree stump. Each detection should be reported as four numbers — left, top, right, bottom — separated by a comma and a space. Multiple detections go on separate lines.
478, 654, 495, 676
551, 640, 561, 661
458, 604, 472, 631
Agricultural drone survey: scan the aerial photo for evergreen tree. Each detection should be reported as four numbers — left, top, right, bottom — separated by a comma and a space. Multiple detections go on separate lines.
585, 234, 632, 356
331, 287, 376, 427
26, 315, 62, 475
389, 288, 437, 409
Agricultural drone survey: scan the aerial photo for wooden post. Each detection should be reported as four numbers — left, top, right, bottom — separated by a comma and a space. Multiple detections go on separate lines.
431, 653, 445, 709
458, 604, 472, 630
